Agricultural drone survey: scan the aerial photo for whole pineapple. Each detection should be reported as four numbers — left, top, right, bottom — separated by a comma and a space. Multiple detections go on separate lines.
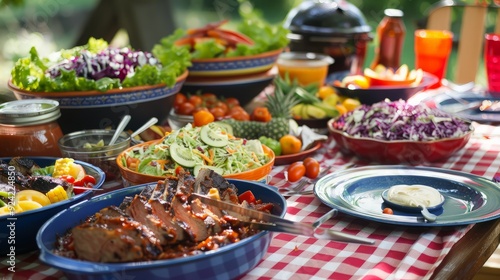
263, 83, 300, 139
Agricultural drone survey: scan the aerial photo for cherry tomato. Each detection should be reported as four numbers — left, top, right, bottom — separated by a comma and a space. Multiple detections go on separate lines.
303, 157, 320, 179
173, 93, 187, 110
251, 107, 272, 122
229, 109, 250, 121
193, 106, 209, 114
382, 208, 394, 215
214, 101, 229, 115
287, 162, 306, 182
188, 95, 203, 108
177, 102, 195, 115
225, 97, 240, 108
74, 174, 97, 187
209, 107, 226, 120
58, 174, 75, 184
202, 93, 218, 104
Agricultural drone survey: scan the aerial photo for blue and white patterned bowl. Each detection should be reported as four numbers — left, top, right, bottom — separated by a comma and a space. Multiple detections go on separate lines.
7, 71, 188, 133
37, 179, 286, 280
188, 49, 283, 77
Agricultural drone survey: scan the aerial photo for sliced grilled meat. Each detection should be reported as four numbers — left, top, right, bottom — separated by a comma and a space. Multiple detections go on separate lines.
194, 168, 238, 195
8, 157, 41, 175
72, 213, 162, 262
24, 176, 71, 194
126, 195, 177, 245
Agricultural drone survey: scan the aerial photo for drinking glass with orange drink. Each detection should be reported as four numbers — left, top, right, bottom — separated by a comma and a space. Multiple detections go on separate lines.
277, 52, 334, 86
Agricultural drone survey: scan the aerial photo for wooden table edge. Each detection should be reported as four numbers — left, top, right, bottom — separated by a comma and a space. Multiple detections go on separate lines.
431, 218, 500, 279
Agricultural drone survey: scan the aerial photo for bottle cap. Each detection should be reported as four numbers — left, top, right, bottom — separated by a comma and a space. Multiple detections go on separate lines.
0, 99, 61, 126
384, 9, 404, 18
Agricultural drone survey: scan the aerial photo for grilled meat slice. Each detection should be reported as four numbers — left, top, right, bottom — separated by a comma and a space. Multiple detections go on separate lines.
194, 168, 238, 195
149, 181, 185, 242
126, 195, 177, 245
25, 176, 71, 194
171, 193, 209, 242
8, 157, 41, 175
72, 213, 162, 262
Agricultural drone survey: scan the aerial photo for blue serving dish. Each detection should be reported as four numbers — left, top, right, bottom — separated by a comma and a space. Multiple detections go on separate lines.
37, 179, 286, 280
0, 157, 105, 254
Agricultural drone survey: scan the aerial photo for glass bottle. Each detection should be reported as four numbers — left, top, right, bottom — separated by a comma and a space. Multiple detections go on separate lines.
0, 99, 63, 157
371, 9, 406, 70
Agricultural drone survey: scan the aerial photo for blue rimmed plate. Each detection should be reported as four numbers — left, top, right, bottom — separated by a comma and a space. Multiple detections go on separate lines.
314, 165, 500, 226
434, 93, 500, 123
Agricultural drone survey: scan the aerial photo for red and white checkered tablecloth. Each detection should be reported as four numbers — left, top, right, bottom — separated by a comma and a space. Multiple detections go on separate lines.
2, 121, 500, 280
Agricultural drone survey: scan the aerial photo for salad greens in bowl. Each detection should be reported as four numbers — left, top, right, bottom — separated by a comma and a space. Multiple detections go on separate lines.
117, 122, 275, 185
175, 12, 289, 77
328, 99, 473, 164
7, 35, 191, 133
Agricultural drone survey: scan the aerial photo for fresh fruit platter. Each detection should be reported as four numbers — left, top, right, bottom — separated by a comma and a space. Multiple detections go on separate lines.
334, 64, 424, 89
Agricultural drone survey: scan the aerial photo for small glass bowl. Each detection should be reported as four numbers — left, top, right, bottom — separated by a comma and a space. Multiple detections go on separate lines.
58, 129, 131, 189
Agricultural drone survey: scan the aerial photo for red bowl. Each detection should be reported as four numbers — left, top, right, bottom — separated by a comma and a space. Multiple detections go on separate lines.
327, 118, 473, 164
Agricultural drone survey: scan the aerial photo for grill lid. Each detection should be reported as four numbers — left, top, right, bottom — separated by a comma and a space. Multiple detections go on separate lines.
284, 0, 372, 36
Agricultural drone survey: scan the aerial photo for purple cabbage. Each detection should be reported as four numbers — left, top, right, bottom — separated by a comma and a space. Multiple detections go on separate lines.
332, 99, 471, 141
47, 48, 159, 82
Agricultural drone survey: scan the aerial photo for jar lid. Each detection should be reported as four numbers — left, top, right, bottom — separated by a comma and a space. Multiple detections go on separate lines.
0, 99, 61, 126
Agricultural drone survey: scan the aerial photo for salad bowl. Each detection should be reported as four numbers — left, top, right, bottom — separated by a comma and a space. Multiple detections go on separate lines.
0, 156, 105, 255
36, 179, 286, 280
117, 139, 275, 186
8, 71, 188, 134
327, 100, 473, 164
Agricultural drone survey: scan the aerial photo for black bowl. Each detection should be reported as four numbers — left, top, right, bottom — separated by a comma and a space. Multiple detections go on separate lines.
328, 72, 439, 105
181, 68, 277, 106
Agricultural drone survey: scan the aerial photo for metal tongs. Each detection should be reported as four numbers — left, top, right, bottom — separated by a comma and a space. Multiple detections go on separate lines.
191, 194, 375, 245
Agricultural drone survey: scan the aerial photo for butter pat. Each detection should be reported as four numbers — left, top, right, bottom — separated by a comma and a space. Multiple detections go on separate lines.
386, 184, 443, 208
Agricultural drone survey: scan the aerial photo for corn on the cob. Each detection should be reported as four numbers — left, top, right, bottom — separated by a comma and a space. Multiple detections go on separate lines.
46, 185, 69, 203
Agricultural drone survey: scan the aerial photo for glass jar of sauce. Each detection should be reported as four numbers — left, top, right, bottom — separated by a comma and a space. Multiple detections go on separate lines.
371, 8, 406, 70
0, 99, 63, 157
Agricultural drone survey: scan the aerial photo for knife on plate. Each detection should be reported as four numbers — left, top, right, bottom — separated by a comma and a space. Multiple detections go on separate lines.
191, 193, 376, 245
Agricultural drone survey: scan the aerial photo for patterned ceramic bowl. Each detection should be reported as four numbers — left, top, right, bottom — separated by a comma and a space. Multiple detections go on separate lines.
7, 71, 188, 133
37, 180, 286, 280
0, 157, 105, 255
187, 49, 283, 77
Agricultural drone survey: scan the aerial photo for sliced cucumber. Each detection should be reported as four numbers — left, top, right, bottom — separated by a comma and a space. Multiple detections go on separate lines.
193, 165, 224, 177
200, 124, 229, 147
169, 142, 196, 167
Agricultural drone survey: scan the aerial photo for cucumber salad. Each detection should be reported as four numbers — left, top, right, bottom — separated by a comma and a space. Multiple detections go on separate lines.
122, 123, 271, 177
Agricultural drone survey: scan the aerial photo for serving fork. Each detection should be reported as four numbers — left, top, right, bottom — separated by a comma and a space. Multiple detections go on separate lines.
192, 193, 375, 244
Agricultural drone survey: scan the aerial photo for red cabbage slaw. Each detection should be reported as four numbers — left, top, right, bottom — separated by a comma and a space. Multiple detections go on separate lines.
47, 48, 159, 82
331, 99, 471, 141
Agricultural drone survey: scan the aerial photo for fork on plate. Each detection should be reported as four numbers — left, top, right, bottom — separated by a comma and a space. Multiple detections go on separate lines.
279, 163, 355, 196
